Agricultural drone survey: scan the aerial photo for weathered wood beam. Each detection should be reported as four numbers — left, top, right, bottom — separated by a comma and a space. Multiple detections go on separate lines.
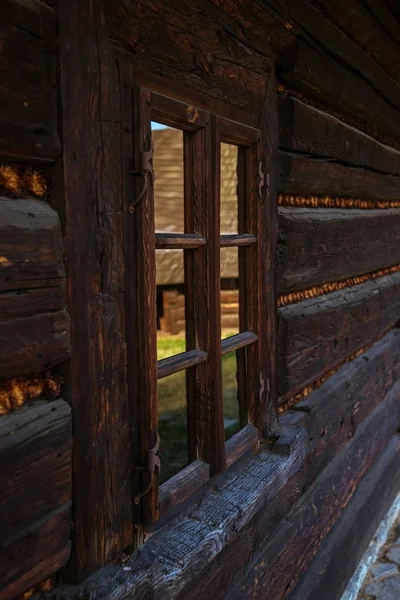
288, 433, 400, 600
0, 399, 72, 598
278, 95, 400, 174
227, 379, 400, 598
278, 271, 400, 399
278, 207, 400, 293
108, 0, 272, 117
0, 198, 65, 292
280, 330, 400, 485
59, 0, 132, 579
0, 0, 59, 161
279, 151, 400, 200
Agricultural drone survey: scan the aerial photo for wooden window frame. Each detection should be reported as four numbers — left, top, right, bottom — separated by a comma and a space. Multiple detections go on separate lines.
121, 65, 273, 531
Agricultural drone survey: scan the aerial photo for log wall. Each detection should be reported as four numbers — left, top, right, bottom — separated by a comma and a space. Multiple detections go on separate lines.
1, 0, 400, 598
0, 1, 72, 598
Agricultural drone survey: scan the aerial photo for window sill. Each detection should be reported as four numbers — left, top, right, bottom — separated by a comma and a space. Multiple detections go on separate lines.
50, 424, 307, 599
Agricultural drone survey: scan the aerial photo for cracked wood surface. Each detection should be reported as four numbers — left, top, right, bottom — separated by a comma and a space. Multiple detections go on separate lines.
278, 271, 400, 400
278, 208, 400, 293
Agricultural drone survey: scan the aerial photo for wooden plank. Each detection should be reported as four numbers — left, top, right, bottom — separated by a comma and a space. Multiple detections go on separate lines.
0, 399, 71, 598
221, 332, 258, 356
288, 434, 400, 600
0, 284, 66, 321
225, 424, 259, 469
305, 0, 400, 91
155, 233, 206, 249
108, 0, 272, 116
220, 234, 257, 247
0, 399, 71, 539
278, 207, 400, 293
279, 151, 400, 200
278, 271, 400, 400
0, 198, 65, 292
59, 0, 132, 578
0, 1, 59, 161
226, 379, 400, 599
0, 506, 71, 600
259, 70, 279, 434
0, 310, 70, 378
278, 95, 400, 175
157, 350, 208, 379
285, 330, 400, 486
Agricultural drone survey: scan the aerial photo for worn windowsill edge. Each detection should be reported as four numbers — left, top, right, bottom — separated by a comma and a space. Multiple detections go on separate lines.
48, 425, 307, 600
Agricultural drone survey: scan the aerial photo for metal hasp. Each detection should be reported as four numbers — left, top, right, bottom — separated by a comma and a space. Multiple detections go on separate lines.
258, 161, 268, 202
135, 430, 161, 504
129, 140, 155, 214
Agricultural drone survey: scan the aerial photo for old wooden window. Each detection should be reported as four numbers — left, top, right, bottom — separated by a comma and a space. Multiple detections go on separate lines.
122, 69, 268, 528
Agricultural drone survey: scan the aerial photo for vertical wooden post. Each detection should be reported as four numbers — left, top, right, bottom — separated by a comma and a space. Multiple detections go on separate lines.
260, 70, 279, 435
58, 0, 133, 580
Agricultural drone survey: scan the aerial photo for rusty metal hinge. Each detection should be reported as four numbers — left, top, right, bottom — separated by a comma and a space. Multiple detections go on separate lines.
259, 372, 270, 405
128, 140, 155, 214
134, 430, 161, 504
258, 161, 269, 203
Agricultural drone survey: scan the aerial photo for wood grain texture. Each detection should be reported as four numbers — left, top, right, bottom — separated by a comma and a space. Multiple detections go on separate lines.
279, 151, 400, 200
226, 378, 400, 599
0, 198, 65, 292
288, 433, 400, 600
259, 69, 279, 434
46, 426, 307, 600
281, 330, 400, 486
59, 0, 132, 579
0, 399, 72, 598
0, 0, 59, 161
278, 207, 400, 293
107, 0, 272, 117
278, 95, 400, 174
0, 310, 70, 378
278, 271, 400, 400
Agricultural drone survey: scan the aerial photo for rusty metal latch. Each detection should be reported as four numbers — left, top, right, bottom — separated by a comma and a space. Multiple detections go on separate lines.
134, 430, 161, 504
129, 140, 155, 214
258, 161, 268, 202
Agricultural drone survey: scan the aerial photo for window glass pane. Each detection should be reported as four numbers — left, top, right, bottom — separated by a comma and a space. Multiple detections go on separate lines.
220, 143, 238, 234
156, 249, 186, 359
220, 247, 239, 339
223, 351, 241, 440
158, 370, 189, 483
152, 122, 185, 233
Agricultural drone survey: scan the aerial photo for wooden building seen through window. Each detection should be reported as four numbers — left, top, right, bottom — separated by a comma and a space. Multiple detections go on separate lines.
122, 67, 270, 529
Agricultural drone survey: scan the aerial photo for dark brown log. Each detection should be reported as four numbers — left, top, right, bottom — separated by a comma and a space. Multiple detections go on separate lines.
227, 379, 400, 599
0, 507, 71, 600
306, 0, 400, 90
279, 151, 400, 200
278, 207, 400, 293
0, 399, 72, 598
288, 433, 400, 600
0, 284, 66, 321
278, 95, 400, 174
0, 399, 71, 539
59, 0, 132, 578
278, 271, 400, 399
0, 198, 65, 292
282, 330, 400, 486
0, 0, 59, 161
107, 0, 272, 116
0, 310, 70, 378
